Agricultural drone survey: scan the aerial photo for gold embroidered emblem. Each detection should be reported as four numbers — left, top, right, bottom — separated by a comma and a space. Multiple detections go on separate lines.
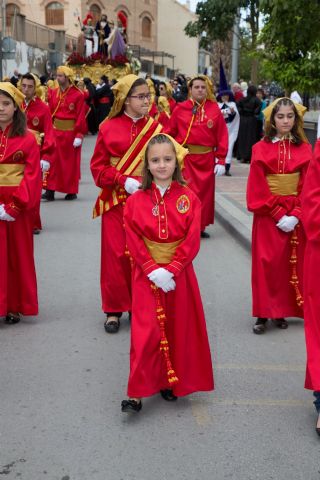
32, 116, 40, 126
207, 119, 213, 129
176, 194, 190, 214
13, 150, 24, 161
69, 103, 75, 111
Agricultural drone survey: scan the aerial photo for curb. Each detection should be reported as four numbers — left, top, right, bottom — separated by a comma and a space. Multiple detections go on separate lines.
215, 203, 251, 253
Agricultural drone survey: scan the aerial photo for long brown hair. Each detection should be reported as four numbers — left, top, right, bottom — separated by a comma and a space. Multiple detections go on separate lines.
0, 89, 26, 137
264, 98, 303, 144
141, 134, 186, 190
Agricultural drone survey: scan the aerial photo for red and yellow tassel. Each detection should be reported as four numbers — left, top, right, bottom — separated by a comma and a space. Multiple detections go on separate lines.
151, 284, 179, 385
289, 226, 303, 307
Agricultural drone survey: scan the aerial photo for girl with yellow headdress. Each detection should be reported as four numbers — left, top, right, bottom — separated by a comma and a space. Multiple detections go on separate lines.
247, 97, 312, 335
90, 74, 162, 333
0, 82, 41, 324
121, 133, 214, 413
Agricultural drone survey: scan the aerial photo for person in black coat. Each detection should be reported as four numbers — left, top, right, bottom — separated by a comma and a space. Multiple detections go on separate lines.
83, 77, 98, 135
237, 85, 262, 163
95, 14, 111, 56
96, 75, 114, 124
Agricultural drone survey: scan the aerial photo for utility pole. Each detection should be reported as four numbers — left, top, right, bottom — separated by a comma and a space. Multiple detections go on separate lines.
230, 10, 240, 84
0, 0, 6, 80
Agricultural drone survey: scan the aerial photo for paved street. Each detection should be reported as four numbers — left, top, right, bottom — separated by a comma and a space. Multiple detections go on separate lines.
0, 136, 319, 480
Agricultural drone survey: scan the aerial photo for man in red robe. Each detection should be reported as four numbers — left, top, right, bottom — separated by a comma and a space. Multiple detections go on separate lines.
165, 75, 228, 237
21, 73, 56, 232
43, 65, 86, 201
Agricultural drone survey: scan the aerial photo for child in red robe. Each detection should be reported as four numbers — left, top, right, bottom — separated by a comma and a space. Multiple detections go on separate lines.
301, 139, 320, 436
0, 82, 41, 323
121, 133, 214, 413
247, 97, 312, 334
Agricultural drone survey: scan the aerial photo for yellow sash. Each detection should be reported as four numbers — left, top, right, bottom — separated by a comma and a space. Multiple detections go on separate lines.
143, 237, 183, 264
266, 172, 300, 196
53, 118, 75, 131
93, 118, 162, 218
0, 164, 25, 186
114, 118, 162, 176
184, 144, 213, 154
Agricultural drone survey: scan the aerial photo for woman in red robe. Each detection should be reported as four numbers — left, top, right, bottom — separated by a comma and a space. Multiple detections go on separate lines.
301, 139, 320, 435
90, 74, 161, 333
121, 133, 214, 413
0, 82, 41, 323
247, 97, 312, 334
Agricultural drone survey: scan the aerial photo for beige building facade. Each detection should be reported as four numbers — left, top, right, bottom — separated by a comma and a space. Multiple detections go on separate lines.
5, 0, 157, 48
157, 0, 199, 76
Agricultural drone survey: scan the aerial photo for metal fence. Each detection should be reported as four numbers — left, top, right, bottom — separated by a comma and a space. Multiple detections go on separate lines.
2, 14, 77, 54
25, 20, 56, 50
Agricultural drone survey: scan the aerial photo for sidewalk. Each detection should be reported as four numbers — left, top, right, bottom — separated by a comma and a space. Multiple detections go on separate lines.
215, 160, 252, 251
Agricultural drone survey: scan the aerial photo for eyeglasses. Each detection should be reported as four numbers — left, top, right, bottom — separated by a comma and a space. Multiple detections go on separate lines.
129, 94, 151, 101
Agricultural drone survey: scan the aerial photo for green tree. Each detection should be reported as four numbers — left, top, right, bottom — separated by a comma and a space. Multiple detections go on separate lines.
259, 0, 320, 93
184, 0, 261, 83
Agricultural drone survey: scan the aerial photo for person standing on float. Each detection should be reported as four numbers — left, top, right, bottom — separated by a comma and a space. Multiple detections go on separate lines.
43, 65, 86, 201
20, 73, 56, 233
90, 75, 161, 333
0, 82, 41, 325
165, 75, 228, 238
247, 97, 312, 334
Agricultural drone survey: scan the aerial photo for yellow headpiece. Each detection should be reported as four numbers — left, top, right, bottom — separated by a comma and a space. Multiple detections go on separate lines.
146, 78, 156, 97
145, 133, 188, 170
108, 74, 139, 120
188, 75, 216, 101
165, 82, 173, 98
263, 97, 308, 142
17, 73, 42, 99
157, 96, 171, 115
57, 65, 75, 82
0, 81, 25, 110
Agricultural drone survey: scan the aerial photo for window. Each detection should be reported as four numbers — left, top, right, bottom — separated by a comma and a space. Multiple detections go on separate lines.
45, 2, 64, 26
90, 4, 101, 24
142, 16, 151, 38
6, 3, 20, 30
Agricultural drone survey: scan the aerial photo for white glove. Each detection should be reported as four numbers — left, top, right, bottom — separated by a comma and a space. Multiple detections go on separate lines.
124, 177, 141, 195
161, 278, 176, 293
0, 204, 15, 222
40, 160, 50, 172
148, 268, 174, 289
73, 138, 82, 148
276, 215, 299, 232
214, 164, 226, 176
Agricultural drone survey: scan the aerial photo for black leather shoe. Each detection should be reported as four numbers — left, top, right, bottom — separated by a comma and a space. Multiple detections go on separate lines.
200, 231, 210, 238
65, 193, 77, 200
33, 229, 41, 235
5, 314, 21, 324
104, 318, 120, 333
41, 190, 55, 201
104, 313, 121, 333
121, 399, 142, 413
253, 317, 268, 334
160, 389, 178, 401
272, 318, 288, 329
225, 171, 232, 176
